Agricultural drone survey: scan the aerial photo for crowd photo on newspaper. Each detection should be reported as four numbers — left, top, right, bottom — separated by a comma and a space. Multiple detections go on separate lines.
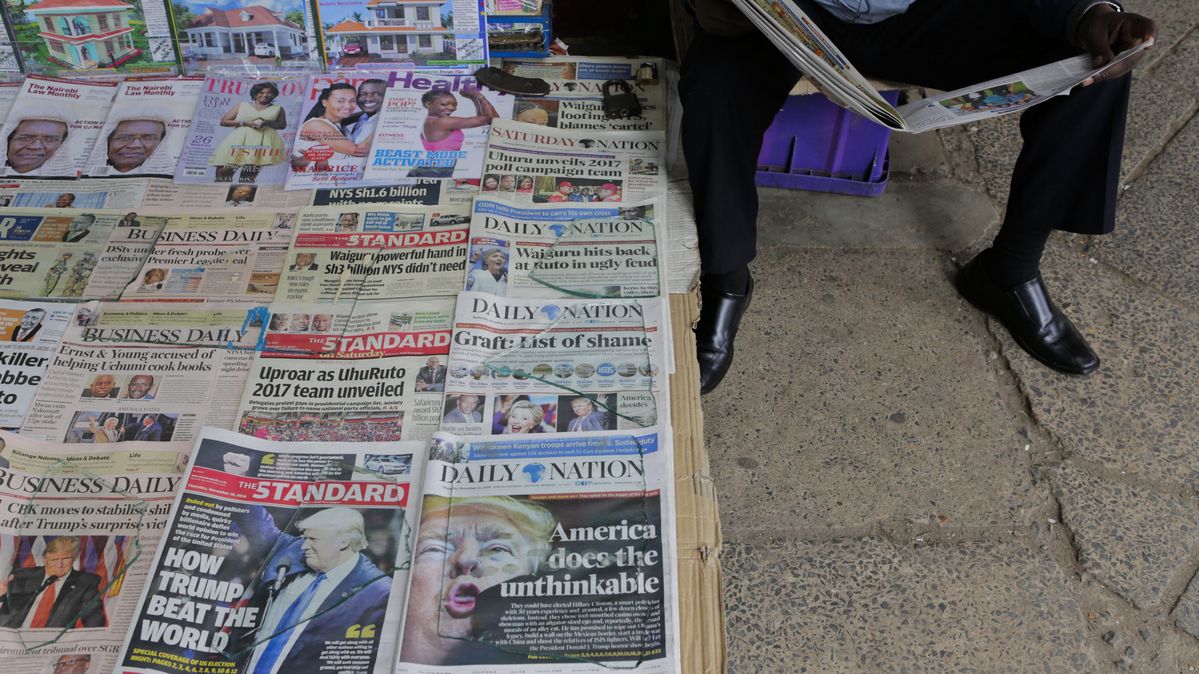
0, 0, 695, 666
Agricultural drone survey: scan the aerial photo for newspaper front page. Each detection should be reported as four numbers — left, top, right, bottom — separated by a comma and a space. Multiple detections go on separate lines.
397, 428, 680, 673
284, 73, 395, 191
119, 211, 294, 303
0, 209, 166, 301
175, 75, 307, 186
18, 301, 263, 444
0, 430, 188, 674
115, 427, 427, 674
482, 120, 666, 205
277, 204, 470, 304
84, 77, 206, 179
439, 292, 667, 439
466, 198, 663, 299
237, 296, 455, 443
0, 300, 71, 429
0, 77, 118, 179
500, 57, 666, 131
363, 71, 513, 184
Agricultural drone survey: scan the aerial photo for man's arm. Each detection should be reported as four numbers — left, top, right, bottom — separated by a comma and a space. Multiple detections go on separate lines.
1012, 0, 1156, 80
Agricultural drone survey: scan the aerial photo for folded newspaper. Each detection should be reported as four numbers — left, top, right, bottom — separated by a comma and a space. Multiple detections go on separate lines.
277, 204, 471, 304
467, 198, 665, 299
500, 56, 666, 131
0, 299, 71, 429
733, 0, 1152, 132
397, 428, 680, 672
0, 430, 189, 673
115, 427, 427, 674
19, 301, 265, 444
439, 292, 669, 440
0, 209, 166, 301
237, 296, 456, 443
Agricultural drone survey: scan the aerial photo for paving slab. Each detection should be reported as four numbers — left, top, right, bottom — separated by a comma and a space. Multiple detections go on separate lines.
1150, 630, 1199, 673
997, 243, 1199, 489
1052, 461, 1199, 610
756, 179, 997, 251
704, 246, 1038, 535
1173, 572, 1199, 640
722, 537, 1098, 673
1121, 71, 1198, 186
1091, 105, 1199, 307
1124, 0, 1199, 71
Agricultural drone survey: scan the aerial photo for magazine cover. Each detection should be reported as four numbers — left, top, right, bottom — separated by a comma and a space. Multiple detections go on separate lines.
363, 70, 512, 182
174, 73, 306, 185
315, 0, 486, 70
0, 76, 118, 178
1, 0, 178, 76
283, 71, 392, 190
83, 75, 204, 178
171, 0, 320, 72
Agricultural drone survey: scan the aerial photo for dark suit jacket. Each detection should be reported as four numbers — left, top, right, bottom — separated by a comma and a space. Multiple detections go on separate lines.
416, 365, 446, 389
234, 506, 392, 672
134, 422, 162, 441
0, 567, 106, 628
8, 323, 40, 341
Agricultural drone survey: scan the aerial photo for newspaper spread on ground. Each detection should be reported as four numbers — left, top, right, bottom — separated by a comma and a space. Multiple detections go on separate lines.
0, 179, 151, 210
0, 299, 71, 429
0, 0, 178, 77
440, 292, 667, 440
732, 0, 1152, 132
115, 427, 427, 674
277, 204, 470, 304
317, 0, 488, 71
118, 210, 293, 303
140, 179, 314, 210
397, 428, 680, 673
283, 72, 395, 191
18, 301, 263, 444
84, 77, 205, 179
482, 120, 666, 205
363, 71, 513, 184
311, 180, 479, 208
175, 74, 307, 186
237, 296, 455, 443
466, 198, 663, 299
0, 77, 118, 179
0, 430, 188, 674
0, 209, 166, 301
500, 57, 666, 131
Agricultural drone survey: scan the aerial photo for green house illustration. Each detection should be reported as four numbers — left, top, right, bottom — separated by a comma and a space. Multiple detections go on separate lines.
24, 0, 141, 69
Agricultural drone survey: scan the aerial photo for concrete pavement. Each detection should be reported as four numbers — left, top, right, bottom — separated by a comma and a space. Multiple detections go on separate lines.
706, 3, 1199, 670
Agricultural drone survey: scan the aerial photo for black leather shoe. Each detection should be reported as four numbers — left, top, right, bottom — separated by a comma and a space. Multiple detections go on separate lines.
955, 255, 1099, 375
696, 274, 754, 394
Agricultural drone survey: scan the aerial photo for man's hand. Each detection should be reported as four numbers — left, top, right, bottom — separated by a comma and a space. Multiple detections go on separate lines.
1077, 4, 1156, 86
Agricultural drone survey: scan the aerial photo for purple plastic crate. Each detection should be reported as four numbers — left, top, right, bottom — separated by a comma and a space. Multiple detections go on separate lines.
756, 90, 901, 197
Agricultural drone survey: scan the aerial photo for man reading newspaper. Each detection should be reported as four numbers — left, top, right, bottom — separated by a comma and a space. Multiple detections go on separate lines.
682, 0, 1156, 391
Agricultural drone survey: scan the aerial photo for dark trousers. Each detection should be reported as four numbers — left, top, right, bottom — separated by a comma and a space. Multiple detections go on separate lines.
679, 0, 1132, 274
